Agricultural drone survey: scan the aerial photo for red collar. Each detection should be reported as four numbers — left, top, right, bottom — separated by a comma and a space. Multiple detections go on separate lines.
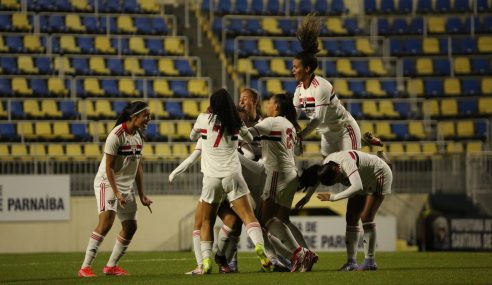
122, 122, 131, 134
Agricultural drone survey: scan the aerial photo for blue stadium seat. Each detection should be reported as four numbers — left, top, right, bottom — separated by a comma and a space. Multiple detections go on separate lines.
0, 78, 12, 95
201, 0, 211, 11
254, 59, 270, 76
274, 40, 292, 55
453, 0, 471, 12
461, 79, 480, 95
5, 35, 22, 53
347, 102, 362, 118
141, 59, 158, 76
331, 0, 346, 14
353, 61, 370, 76
36, 57, 52, 74
477, 0, 490, 12
406, 38, 422, 55
31, 78, 48, 96
235, 0, 248, 14
83, 16, 104, 33
0, 57, 16, 74
49, 15, 65, 33
145, 123, 159, 141
475, 121, 487, 139
251, 0, 264, 13
446, 17, 465, 34
425, 79, 443, 96
314, 0, 329, 15
323, 61, 337, 77
123, 0, 139, 13
245, 19, 262, 35
112, 101, 127, 115
482, 16, 492, 33
239, 40, 258, 56
290, 40, 302, 54
170, 80, 188, 97
377, 19, 390, 35
101, 79, 119, 96
225, 39, 235, 55
0, 123, 18, 141
147, 39, 165, 55
0, 14, 10, 31
452, 37, 477, 54
471, 58, 491, 75
465, 17, 481, 34
152, 18, 168, 35
394, 102, 412, 118
165, 102, 184, 118
348, 81, 365, 97
409, 17, 424, 34
344, 19, 360, 34
391, 18, 409, 34
434, 59, 451, 76
323, 40, 340, 55
287, 0, 297, 15
283, 80, 297, 94
391, 123, 409, 140
11, 101, 23, 118
398, 0, 413, 13
59, 101, 77, 118
175, 60, 194, 76
417, 0, 432, 13
135, 17, 152, 34
217, 0, 233, 14
439, 38, 449, 54
340, 40, 357, 56
267, 0, 281, 14
458, 99, 477, 116
435, 0, 451, 12
78, 37, 95, 54
119, 38, 130, 54
299, 0, 313, 14
72, 58, 89, 75
107, 58, 124, 75
403, 59, 416, 76
389, 39, 403, 55
101, 0, 122, 13
364, 0, 377, 14
381, 80, 398, 96
381, 0, 396, 13
227, 19, 243, 35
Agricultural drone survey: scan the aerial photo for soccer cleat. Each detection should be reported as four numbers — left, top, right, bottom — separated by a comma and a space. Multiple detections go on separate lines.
377, 151, 393, 170
300, 250, 319, 272
202, 258, 212, 274
338, 261, 359, 271
103, 265, 129, 276
290, 246, 305, 272
228, 260, 239, 273
184, 265, 203, 275
215, 254, 234, 273
255, 244, 273, 272
271, 257, 291, 272
362, 132, 384, 147
357, 259, 378, 271
78, 267, 96, 277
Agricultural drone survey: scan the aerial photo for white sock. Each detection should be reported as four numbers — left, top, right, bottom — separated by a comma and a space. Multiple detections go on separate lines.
192, 230, 203, 266
216, 225, 232, 257
81, 232, 104, 268
286, 221, 309, 248
346, 226, 360, 262
225, 235, 239, 263
267, 232, 292, 259
265, 217, 299, 253
200, 241, 213, 260
245, 222, 264, 246
363, 222, 377, 260
107, 235, 131, 267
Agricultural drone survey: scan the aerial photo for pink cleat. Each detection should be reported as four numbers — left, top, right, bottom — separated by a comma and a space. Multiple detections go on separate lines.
78, 267, 96, 277
290, 247, 305, 272
362, 132, 384, 147
300, 250, 319, 272
103, 265, 129, 276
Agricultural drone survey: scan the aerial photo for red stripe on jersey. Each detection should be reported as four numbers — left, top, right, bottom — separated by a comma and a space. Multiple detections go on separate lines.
213, 124, 221, 132
270, 131, 282, 136
100, 182, 105, 212
305, 97, 315, 102
312, 78, 319, 87
115, 128, 124, 136
200, 129, 207, 134
349, 151, 356, 160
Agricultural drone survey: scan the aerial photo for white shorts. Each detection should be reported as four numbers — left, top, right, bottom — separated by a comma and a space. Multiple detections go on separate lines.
362, 162, 393, 196
201, 173, 250, 204
239, 154, 266, 208
94, 180, 137, 221
320, 118, 361, 156
262, 169, 298, 208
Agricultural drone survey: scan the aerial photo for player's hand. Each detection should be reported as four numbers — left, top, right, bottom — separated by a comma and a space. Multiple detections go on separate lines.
316, 192, 332, 201
140, 195, 153, 207
295, 196, 310, 209
115, 192, 128, 208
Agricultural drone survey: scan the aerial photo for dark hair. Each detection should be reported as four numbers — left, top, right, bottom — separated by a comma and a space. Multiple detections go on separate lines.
271, 93, 300, 131
241, 87, 262, 117
295, 13, 321, 73
298, 161, 339, 190
298, 164, 321, 189
209, 88, 242, 136
115, 101, 149, 138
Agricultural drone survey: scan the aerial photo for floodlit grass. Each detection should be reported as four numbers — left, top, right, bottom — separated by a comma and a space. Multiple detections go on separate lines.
0, 251, 491, 285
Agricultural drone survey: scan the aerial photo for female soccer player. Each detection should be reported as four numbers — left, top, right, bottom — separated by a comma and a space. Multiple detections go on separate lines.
78, 101, 153, 277
298, 150, 393, 271
189, 88, 272, 274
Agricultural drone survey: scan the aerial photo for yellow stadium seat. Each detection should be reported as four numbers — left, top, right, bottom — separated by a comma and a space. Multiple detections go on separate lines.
94, 100, 115, 118
369, 59, 387, 76
164, 38, 184, 55
148, 100, 169, 119
48, 78, 69, 96
237, 58, 258, 75
18, 56, 38, 74
60, 35, 80, 53
271, 58, 291, 76
423, 99, 439, 117
379, 100, 399, 118
422, 142, 437, 155
454, 57, 470, 75
407, 79, 424, 96
437, 121, 455, 138
317, 38, 327, 56
118, 15, 137, 33
84, 143, 102, 159
159, 121, 175, 138
258, 38, 278, 55
17, 122, 35, 139
0, 144, 8, 156
478, 36, 492, 53
262, 18, 282, 35
154, 143, 172, 157
89, 57, 110, 75
48, 144, 65, 160
182, 101, 200, 118
53, 122, 73, 139
35, 122, 53, 139
361, 145, 371, 153
138, 0, 159, 12
12, 13, 31, 31
327, 18, 347, 34
336, 59, 356, 76
66, 144, 83, 157
298, 120, 318, 139
333, 79, 353, 97
356, 38, 374, 55
30, 144, 46, 158
158, 58, 179, 75
304, 143, 320, 156
12, 77, 33, 95
422, 38, 439, 54
71, 0, 91, 11
466, 141, 482, 153
375, 122, 396, 140
124, 58, 145, 75
11, 144, 28, 159
366, 80, 386, 96
24, 35, 44, 53
188, 79, 209, 97
362, 101, 380, 118
406, 143, 421, 154
446, 142, 463, 154
428, 17, 445, 34
78, 100, 96, 118
66, 14, 85, 32
478, 98, 492, 114
54, 57, 75, 75
440, 99, 458, 116
0, 101, 7, 118
172, 144, 189, 157
119, 79, 139, 96
389, 143, 404, 154
266, 79, 284, 95
199, 100, 208, 112
84, 78, 104, 96
24, 99, 43, 118
88, 121, 107, 140
359, 121, 374, 135
41, 100, 62, 118
444, 78, 461, 96
408, 121, 426, 139
0, 36, 8, 52
456, 121, 474, 138
153, 79, 173, 97
95, 36, 116, 54
482, 78, 492, 95
175, 121, 192, 139
129, 37, 149, 54
1, 0, 20, 9
416, 58, 433, 75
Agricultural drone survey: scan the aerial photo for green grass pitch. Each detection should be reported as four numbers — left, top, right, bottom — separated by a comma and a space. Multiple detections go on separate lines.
1, 251, 491, 285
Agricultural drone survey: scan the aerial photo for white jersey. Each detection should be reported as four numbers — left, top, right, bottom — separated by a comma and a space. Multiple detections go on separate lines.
95, 122, 143, 194
293, 75, 351, 133
191, 113, 250, 178
323, 150, 388, 195
250, 116, 297, 173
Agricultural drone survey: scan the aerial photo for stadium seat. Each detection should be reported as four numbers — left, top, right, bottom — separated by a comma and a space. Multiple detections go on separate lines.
446, 142, 464, 154
172, 144, 189, 157
188, 79, 209, 97
437, 121, 455, 138
182, 101, 200, 118
175, 121, 192, 140
456, 121, 474, 138
478, 36, 492, 53
266, 79, 284, 95
154, 143, 172, 157
453, 57, 470, 75
164, 38, 185, 55
389, 143, 404, 153
117, 15, 137, 33
30, 144, 46, 158
130, 37, 149, 55
53, 122, 73, 140
444, 78, 461, 96
366, 80, 386, 96
0, 123, 18, 141
379, 100, 399, 118
406, 143, 421, 154
368, 59, 387, 76
362, 101, 379, 118
84, 143, 101, 159
48, 78, 69, 96
124, 58, 145, 75
271, 58, 291, 76
148, 100, 168, 119
12, 77, 32, 96
423, 38, 440, 54
440, 99, 458, 116
95, 36, 116, 54
11, 143, 28, 158
47, 144, 65, 159
159, 58, 179, 76
95, 100, 116, 118
258, 38, 278, 55
336, 59, 356, 76
262, 18, 282, 35
422, 142, 438, 155
375, 122, 396, 139
119, 79, 139, 97
70, 123, 89, 141
471, 58, 491, 75
407, 79, 424, 96
356, 38, 374, 55
153, 79, 173, 97
458, 98, 478, 116
409, 121, 426, 139
478, 98, 492, 114
84, 78, 104, 96
466, 141, 482, 153
88, 122, 107, 140
41, 100, 62, 118
482, 78, 492, 95
35, 121, 53, 140
462, 79, 480, 95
